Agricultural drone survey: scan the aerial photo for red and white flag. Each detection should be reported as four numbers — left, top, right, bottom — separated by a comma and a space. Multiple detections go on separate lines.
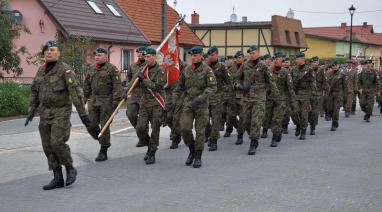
157, 26, 181, 87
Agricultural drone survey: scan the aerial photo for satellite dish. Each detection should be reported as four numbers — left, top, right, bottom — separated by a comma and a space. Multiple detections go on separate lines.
12, 10, 23, 24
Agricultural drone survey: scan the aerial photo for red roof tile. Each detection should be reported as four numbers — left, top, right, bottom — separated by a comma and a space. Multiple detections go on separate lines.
116, 0, 203, 46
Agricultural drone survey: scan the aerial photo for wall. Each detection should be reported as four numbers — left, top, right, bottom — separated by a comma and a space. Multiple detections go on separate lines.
305, 36, 336, 58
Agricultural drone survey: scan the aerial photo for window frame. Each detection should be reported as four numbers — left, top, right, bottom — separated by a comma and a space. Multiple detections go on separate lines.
86, 1, 104, 15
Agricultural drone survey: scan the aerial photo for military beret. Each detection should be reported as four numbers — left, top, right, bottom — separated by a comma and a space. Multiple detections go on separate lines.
234, 50, 244, 58
282, 57, 290, 62
247, 45, 259, 53
136, 46, 147, 52
94, 47, 108, 55
311, 56, 319, 62
295, 51, 305, 58
207, 45, 219, 55
42, 40, 59, 54
188, 46, 204, 55
274, 51, 284, 58
332, 60, 339, 66
143, 47, 156, 55
262, 54, 271, 59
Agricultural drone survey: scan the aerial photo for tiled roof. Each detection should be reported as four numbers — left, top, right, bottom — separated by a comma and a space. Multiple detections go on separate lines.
38, 0, 149, 44
115, 0, 203, 46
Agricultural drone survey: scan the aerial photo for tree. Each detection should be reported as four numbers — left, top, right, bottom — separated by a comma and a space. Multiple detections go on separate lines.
0, 0, 30, 77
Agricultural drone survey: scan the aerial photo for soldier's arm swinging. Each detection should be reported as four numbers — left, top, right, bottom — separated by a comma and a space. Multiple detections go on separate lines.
25, 74, 40, 126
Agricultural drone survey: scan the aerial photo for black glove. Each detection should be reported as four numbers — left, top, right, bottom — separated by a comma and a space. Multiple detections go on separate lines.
80, 115, 100, 140
138, 71, 145, 81
191, 96, 202, 110
24, 107, 36, 126
161, 110, 167, 127
80, 114, 91, 128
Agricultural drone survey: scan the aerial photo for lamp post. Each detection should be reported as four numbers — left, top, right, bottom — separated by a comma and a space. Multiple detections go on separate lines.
161, 0, 167, 41
348, 5, 356, 60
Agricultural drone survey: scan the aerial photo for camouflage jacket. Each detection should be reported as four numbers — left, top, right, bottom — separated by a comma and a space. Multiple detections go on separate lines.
327, 69, 348, 95
291, 64, 316, 100
230, 62, 243, 99
208, 61, 231, 104
124, 61, 146, 103
83, 62, 122, 106
358, 68, 380, 93
313, 65, 328, 95
344, 68, 358, 92
275, 67, 296, 101
29, 61, 87, 117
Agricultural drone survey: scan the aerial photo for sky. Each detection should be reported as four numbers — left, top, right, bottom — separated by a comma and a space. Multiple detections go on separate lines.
169, 0, 382, 31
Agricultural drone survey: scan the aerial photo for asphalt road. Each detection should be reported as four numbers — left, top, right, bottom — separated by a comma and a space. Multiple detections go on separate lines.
0, 106, 381, 212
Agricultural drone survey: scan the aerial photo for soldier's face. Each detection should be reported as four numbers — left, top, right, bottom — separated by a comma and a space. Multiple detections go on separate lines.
282, 61, 290, 67
273, 57, 282, 67
144, 54, 156, 66
191, 53, 203, 63
94, 53, 108, 64
236, 56, 244, 64
333, 64, 339, 70
311, 61, 319, 67
44, 47, 60, 62
207, 52, 218, 63
137, 51, 143, 60
249, 50, 260, 60
296, 57, 305, 66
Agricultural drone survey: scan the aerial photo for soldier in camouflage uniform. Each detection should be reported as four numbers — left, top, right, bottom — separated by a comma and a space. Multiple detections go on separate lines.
377, 67, 382, 114
133, 47, 167, 164
173, 46, 217, 168
204, 46, 231, 151
281, 57, 293, 134
291, 52, 316, 140
343, 60, 358, 117
84, 48, 123, 162
222, 56, 237, 138
234, 45, 280, 155
308, 56, 328, 135
326, 60, 348, 131
26, 40, 99, 190
358, 60, 381, 122
124, 46, 148, 147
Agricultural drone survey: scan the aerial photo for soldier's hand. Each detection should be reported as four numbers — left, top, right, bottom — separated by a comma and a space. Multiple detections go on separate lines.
161, 111, 167, 127
24, 107, 36, 126
191, 96, 202, 110
138, 71, 145, 81
79, 114, 91, 128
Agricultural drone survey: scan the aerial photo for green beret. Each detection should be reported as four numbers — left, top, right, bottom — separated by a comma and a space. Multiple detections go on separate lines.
136, 46, 147, 52
274, 51, 284, 58
282, 57, 290, 62
42, 40, 59, 54
332, 60, 339, 66
143, 47, 156, 55
262, 54, 271, 59
234, 50, 244, 58
207, 45, 218, 55
311, 56, 319, 62
188, 46, 204, 55
247, 45, 258, 53
295, 51, 305, 58
94, 47, 108, 55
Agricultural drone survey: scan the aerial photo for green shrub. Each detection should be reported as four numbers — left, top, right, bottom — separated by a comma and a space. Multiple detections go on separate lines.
0, 82, 30, 117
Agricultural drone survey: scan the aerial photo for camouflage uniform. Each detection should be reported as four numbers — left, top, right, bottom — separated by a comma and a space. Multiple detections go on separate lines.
84, 62, 122, 150
377, 70, 382, 112
223, 63, 240, 137
308, 65, 327, 134
29, 61, 87, 170
344, 67, 358, 116
358, 67, 380, 121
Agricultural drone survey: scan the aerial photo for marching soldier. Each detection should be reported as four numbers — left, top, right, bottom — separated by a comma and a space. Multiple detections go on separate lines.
344, 60, 358, 117
377, 66, 382, 114
173, 46, 217, 168
84, 48, 123, 162
26, 40, 100, 190
234, 45, 280, 155
281, 57, 292, 134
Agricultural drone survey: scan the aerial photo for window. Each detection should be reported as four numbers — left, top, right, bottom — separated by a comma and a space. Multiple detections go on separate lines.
285, 30, 291, 44
87, 1, 103, 14
121, 49, 133, 71
295, 32, 300, 45
106, 4, 121, 17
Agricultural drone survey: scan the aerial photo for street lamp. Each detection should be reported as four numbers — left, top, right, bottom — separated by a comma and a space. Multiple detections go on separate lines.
348, 5, 356, 60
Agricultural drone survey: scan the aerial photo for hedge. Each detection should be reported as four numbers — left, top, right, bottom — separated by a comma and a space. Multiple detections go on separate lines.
0, 82, 30, 117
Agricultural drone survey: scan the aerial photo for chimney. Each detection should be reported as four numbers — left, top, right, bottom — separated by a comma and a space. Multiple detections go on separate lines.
363, 22, 368, 26
341, 23, 347, 28
191, 11, 199, 25
242, 16, 248, 23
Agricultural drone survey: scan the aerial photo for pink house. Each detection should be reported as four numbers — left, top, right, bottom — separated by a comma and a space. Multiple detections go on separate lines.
7, 0, 149, 83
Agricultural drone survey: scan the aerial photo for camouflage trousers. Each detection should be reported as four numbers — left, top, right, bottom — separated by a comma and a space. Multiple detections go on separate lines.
205, 103, 223, 140
167, 101, 183, 137
126, 99, 140, 128
291, 98, 311, 129
224, 99, 240, 133
181, 104, 209, 151
88, 102, 113, 148
326, 92, 343, 123
345, 92, 355, 113
136, 104, 162, 152
240, 100, 266, 140
308, 96, 322, 127
360, 91, 376, 116
262, 99, 286, 135
39, 107, 73, 170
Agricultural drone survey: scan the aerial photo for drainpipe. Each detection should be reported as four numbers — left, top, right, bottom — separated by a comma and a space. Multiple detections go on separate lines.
108, 42, 113, 62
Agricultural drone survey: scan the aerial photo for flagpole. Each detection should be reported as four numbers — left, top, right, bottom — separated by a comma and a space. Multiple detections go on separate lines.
97, 15, 186, 139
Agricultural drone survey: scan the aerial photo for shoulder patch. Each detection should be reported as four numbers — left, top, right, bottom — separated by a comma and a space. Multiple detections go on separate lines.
68, 78, 73, 84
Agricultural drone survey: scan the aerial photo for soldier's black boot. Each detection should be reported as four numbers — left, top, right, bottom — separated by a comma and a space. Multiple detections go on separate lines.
208, 139, 218, 151
345, 112, 350, 118
351, 104, 356, 115
185, 145, 195, 166
145, 151, 156, 165
260, 128, 268, 138
65, 166, 77, 186
95, 146, 108, 162
365, 114, 371, 122
193, 150, 202, 168
136, 139, 147, 147
299, 129, 306, 140
310, 125, 316, 135
43, 167, 64, 190
282, 125, 289, 134
330, 121, 337, 131
205, 137, 212, 147
380, 107, 382, 114
219, 123, 225, 131
276, 134, 282, 142
295, 126, 301, 137
144, 149, 149, 161
235, 134, 243, 145
169, 135, 181, 149
223, 129, 231, 137
248, 139, 258, 155
270, 135, 278, 147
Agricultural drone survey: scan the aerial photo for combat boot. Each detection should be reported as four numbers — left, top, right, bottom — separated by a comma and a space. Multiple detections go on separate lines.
95, 146, 108, 162
208, 139, 218, 151
299, 129, 306, 140
330, 121, 337, 131
43, 167, 64, 190
219, 123, 225, 131
310, 125, 316, 135
282, 125, 289, 134
223, 130, 231, 137
276, 134, 282, 142
345, 112, 350, 118
380, 107, 382, 114
365, 114, 371, 122
193, 150, 203, 168
144, 149, 149, 161
65, 166, 77, 186
270, 135, 278, 147
145, 151, 156, 165
185, 145, 195, 166
248, 139, 258, 155
169, 135, 181, 149
136, 139, 147, 147
260, 128, 268, 138
295, 126, 301, 136
235, 134, 243, 145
